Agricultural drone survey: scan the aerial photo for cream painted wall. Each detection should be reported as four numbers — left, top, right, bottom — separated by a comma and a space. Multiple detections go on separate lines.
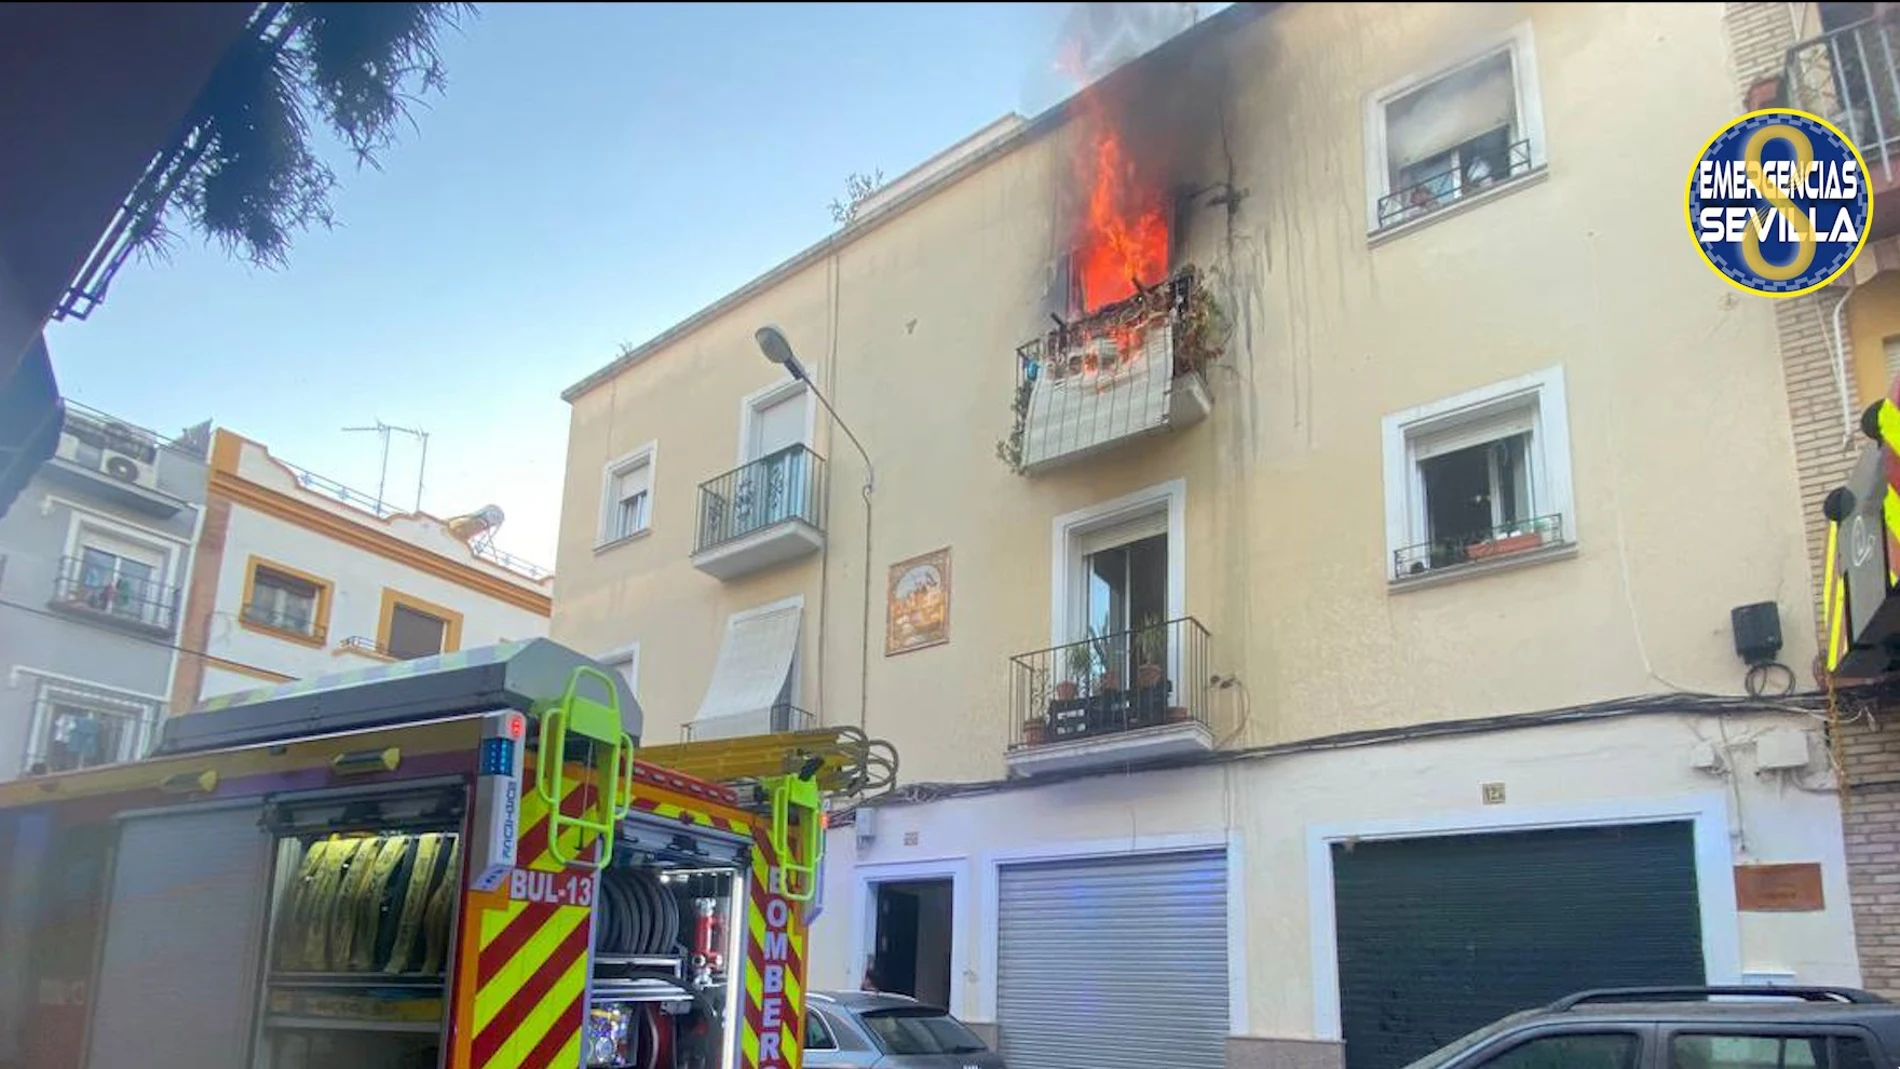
811, 713, 1859, 1039
555, 3, 1816, 784
199, 505, 549, 696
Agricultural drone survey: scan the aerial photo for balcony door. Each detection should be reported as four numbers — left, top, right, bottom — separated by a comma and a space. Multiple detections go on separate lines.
1074, 512, 1169, 690
738, 381, 813, 537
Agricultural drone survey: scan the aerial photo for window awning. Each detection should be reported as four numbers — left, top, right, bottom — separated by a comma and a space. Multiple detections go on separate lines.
1022, 322, 1173, 470
0, 334, 62, 521
693, 602, 801, 740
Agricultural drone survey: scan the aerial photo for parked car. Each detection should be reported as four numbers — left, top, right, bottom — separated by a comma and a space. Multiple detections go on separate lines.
805, 990, 1006, 1069
1404, 986, 1900, 1069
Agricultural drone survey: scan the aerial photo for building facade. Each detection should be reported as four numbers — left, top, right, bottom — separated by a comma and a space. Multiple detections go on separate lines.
1731, 0, 1900, 1004
168, 430, 553, 710
0, 402, 207, 778
554, 5, 1857, 1069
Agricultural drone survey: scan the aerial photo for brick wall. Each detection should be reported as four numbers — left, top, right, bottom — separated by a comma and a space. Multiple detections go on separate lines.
1839, 711, 1900, 996
1724, 2, 1896, 996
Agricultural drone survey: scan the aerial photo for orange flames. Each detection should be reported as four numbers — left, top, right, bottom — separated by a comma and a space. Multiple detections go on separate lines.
1070, 85, 1169, 313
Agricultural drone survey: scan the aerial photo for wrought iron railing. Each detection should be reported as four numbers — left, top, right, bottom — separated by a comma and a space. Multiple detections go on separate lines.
1008, 616, 1211, 750
49, 555, 179, 632
241, 602, 327, 642
694, 445, 827, 555
21, 692, 153, 774
680, 706, 818, 743
1376, 137, 1535, 230
1787, 13, 1900, 187
338, 635, 394, 658
1392, 513, 1564, 579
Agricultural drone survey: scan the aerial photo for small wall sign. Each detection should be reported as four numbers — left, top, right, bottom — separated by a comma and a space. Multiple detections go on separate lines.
1734, 863, 1826, 912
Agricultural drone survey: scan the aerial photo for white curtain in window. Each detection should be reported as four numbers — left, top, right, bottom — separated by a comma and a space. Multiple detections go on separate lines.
693, 603, 801, 740
1385, 51, 1517, 170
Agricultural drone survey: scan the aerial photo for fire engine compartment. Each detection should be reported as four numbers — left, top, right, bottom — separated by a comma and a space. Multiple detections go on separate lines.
585, 814, 751, 1069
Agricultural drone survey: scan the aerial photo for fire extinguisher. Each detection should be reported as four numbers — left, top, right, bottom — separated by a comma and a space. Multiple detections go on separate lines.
691, 897, 724, 988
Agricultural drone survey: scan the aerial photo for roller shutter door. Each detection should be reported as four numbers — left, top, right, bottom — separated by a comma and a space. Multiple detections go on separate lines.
997, 850, 1227, 1069
1332, 821, 1704, 1069
84, 803, 272, 1069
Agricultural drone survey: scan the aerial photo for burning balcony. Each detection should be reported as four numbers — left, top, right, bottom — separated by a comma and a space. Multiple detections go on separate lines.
691, 444, 827, 581
997, 267, 1222, 475
1006, 616, 1214, 776
1785, 8, 1900, 242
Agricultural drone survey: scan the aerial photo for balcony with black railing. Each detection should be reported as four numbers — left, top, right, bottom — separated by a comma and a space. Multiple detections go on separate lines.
1785, 11, 1900, 242
240, 602, 328, 644
997, 267, 1223, 475
48, 555, 179, 635
1007, 616, 1215, 776
1392, 513, 1565, 581
1375, 138, 1536, 232
691, 444, 827, 581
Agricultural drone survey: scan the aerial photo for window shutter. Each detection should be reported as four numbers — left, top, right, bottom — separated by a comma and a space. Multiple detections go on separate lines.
1385, 51, 1517, 170
615, 461, 651, 505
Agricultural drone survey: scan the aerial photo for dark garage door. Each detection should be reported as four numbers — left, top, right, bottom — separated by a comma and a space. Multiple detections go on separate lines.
1332, 821, 1704, 1069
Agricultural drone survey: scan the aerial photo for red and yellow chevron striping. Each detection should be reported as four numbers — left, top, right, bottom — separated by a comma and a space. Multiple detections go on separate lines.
741, 829, 806, 1069
455, 760, 603, 1069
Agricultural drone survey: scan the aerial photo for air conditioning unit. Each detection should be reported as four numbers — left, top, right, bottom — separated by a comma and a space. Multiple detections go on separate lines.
54, 417, 160, 491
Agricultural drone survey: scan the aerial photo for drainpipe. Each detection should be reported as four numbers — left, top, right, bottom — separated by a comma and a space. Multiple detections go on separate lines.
1830, 287, 1857, 447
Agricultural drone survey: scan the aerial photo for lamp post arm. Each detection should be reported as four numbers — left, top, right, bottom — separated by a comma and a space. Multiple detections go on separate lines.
807, 382, 874, 493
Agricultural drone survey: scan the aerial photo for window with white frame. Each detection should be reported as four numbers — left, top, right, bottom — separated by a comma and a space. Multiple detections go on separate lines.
1382, 367, 1573, 581
1368, 26, 1545, 232
25, 681, 157, 774
600, 444, 656, 545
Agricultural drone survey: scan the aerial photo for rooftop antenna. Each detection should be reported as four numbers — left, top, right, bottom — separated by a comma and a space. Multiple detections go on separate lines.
342, 420, 430, 514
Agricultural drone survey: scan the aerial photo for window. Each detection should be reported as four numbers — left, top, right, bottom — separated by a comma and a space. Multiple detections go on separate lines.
1367, 25, 1546, 233
599, 643, 639, 698
1670, 1034, 1878, 1069
241, 558, 330, 642
806, 1010, 837, 1051
1052, 479, 1185, 649
858, 1007, 988, 1057
1382, 366, 1573, 582
378, 590, 463, 661
69, 545, 160, 623
1477, 1033, 1637, 1069
600, 443, 657, 546
25, 682, 156, 774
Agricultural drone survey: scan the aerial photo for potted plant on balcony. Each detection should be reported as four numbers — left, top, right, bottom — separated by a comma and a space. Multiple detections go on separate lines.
1089, 627, 1121, 693
1056, 641, 1090, 702
1467, 523, 1545, 561
1023, 716, 1048, 746
1134, 614, 1166, 690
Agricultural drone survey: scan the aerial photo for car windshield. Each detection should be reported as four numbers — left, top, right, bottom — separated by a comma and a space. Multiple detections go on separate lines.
860, 1007, 989, 1055
1398, 1010, 1543, 1069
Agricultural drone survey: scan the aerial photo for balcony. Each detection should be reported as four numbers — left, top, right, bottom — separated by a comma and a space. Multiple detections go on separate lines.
1392, 513, 1565, 582
1007, 616, 1214, 777
240, 603, 327, 645
1786, 12, 1900, 242
48, 554, 179, 635
42, 399, 188, 516
997, 267, 1221, 475
691, 445, 826, 581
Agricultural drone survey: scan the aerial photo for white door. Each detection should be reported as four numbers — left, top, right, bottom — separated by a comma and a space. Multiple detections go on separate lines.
741, 388, 811, 534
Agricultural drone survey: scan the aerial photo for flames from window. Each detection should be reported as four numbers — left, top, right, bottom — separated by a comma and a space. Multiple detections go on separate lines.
1069, 81, 1171, 314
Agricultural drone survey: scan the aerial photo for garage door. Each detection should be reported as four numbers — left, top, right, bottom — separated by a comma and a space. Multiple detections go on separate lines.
1332, 821, 1704, 1069
997, 850, 1227, 1069
84, 803, 272, 1069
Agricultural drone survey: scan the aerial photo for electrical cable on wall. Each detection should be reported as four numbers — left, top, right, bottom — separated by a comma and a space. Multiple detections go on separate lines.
1743, 661, 1797, 699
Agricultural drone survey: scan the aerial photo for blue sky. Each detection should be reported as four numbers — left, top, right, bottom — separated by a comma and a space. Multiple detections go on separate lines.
46, 2, 1201, 566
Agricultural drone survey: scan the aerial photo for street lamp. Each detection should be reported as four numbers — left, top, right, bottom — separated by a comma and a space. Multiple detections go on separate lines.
755, 325, 873, 492
756, 325, 875, 730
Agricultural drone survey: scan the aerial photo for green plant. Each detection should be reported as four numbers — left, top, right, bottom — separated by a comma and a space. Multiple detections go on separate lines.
994, 366, 1036, 472
1172, 266, 1230, 377
1064, 640, 1094, 682
1134, 614, 1167, 666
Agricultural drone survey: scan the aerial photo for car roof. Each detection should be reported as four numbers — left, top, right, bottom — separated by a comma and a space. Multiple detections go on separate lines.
810, 990, 943, 1014
1558, 1001, 1900, 1023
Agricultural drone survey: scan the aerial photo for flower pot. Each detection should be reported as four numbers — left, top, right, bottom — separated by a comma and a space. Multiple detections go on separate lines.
1466, 532, 1544, 561
1054, 681, 1079, 701
1166, 706, 1191, 724
1135, 663, 1164, 689
1023, 720, 1048, 746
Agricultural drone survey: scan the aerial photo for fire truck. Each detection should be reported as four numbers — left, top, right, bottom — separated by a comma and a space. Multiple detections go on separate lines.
0, 638, 894, 1069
